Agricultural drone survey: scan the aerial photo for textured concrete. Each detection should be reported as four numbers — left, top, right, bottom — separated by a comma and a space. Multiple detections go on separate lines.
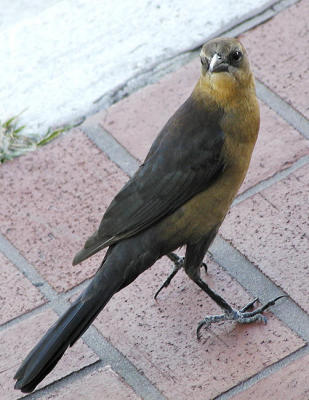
0, 0, 278, 132
221, 163, 309, 313
43, 366, 141, 400
101, 57, 309, 192
0, 0, 60, 30
94, 258, 304, 400
0, 252, 45, 325
0, 129, 128, 292
241, 0, 309, 119
231, 352, 309, 400
0, 309, 98, 400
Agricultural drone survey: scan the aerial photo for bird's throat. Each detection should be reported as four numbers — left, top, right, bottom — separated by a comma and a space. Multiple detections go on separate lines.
197, 72, 255, 111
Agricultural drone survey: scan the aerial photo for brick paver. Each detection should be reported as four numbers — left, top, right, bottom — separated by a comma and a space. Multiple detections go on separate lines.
1, 2, 308, 399
222, 163, 309, 313
43, 366, 141, 400
101, 60, 199, 162
0, 252, 45, 325
100, 61, 309, 194
240, 0, 309, 119
0, 129, 128, 292
231, 352, 309, 400
0, 309, 98, 400
94, 258, 304, 400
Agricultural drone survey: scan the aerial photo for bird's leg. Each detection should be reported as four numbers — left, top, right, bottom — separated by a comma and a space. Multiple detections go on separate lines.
154, 253, 183, 299
189, 276, 286, 340
154, 252, 207, 299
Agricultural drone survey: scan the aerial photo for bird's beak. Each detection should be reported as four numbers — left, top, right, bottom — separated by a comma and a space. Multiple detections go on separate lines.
209, 53, 229, 73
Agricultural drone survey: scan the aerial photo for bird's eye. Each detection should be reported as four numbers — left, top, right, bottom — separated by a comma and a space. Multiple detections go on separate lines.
230, 50, 242, 64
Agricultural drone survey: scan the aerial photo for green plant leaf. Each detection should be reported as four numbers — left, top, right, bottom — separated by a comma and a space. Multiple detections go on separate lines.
0, 113, 70, 163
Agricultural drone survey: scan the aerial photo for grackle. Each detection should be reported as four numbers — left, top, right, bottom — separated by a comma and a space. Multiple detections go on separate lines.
14, 37, 285, 393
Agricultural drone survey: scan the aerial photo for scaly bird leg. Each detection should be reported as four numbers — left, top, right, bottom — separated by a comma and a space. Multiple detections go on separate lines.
183, 239, 287, 339
197, 295, 287, 340
154, 252, 207, 300
154, 253, 183, 300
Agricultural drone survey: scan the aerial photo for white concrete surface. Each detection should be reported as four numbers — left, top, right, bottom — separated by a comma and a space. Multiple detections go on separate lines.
0, 0, 276, 133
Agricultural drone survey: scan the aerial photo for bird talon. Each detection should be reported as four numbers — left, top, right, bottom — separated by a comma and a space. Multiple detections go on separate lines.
196, 296, 287, 338
240, 297, 259, 313
202, 262, 208, 274
196, 319, 210, 340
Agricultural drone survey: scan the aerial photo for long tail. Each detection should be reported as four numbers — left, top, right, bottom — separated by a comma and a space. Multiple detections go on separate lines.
14, 238, 158, 393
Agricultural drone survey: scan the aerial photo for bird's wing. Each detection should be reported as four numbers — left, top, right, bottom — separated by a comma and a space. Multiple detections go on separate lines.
73, 95, 225, 264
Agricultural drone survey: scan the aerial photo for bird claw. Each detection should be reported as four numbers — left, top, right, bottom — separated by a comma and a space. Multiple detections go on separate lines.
202, 262, 208, 274
240, 297, 259, 312
197, 295, 287, 340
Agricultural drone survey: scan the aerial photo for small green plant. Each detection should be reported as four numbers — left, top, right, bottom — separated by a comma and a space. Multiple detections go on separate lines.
0, 113, 69, 163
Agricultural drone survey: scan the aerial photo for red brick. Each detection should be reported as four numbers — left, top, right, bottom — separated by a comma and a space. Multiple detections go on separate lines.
0, 252, 45, 325
0, 129, 128, 292
43, 366, 141, 400
231, 352, 309, 400
0, 309, 98, 399
241, 103, 309, 192
100, 61, 308, 193
241, 0, 309, 118
93, 257, 304, 400
222, 163, 309, 313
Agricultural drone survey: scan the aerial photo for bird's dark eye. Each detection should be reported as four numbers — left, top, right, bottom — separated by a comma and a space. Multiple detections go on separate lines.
230, 50, 242, 64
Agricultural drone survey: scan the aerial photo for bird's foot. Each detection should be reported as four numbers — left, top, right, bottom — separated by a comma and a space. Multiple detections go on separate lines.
197, 295, 287, 340
154, 253, 207, 299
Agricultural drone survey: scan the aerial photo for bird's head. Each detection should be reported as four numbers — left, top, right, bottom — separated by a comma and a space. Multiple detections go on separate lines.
198, 37, 255, 107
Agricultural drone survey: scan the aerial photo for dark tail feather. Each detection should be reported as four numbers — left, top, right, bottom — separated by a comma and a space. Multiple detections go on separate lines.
14, 254, 123, 393
14, 233, 160, 393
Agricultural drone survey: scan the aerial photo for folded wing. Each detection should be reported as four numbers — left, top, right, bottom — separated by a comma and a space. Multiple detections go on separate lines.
73, 95, 225, 265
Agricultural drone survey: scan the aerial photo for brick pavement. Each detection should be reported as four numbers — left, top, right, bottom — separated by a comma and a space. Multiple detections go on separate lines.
1, 1, 308, 399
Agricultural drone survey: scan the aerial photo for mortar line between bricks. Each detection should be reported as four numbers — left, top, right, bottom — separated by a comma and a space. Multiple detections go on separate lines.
83, 123, 309, 341
0, 235, 57, 302
83, 121, 309, 209
81, 117, 140, 177
62, 257, 308, 400
0, 280, 91, 333
1, 2, 303, 398
84, 120, 309, 195
232, 155, 309, 206
212, 0, 300, 41
88, 0, 298, 116
0, 234, 166, 400
210, 236, 309, 342
0, 279, 90, 333
18, 360, 104, 400
0, 302, 50, 333
213, 344, 309, 400
256, 80, 309, 140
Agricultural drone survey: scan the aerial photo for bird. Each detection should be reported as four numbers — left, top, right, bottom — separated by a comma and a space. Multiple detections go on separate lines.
14, 37, 285, 393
